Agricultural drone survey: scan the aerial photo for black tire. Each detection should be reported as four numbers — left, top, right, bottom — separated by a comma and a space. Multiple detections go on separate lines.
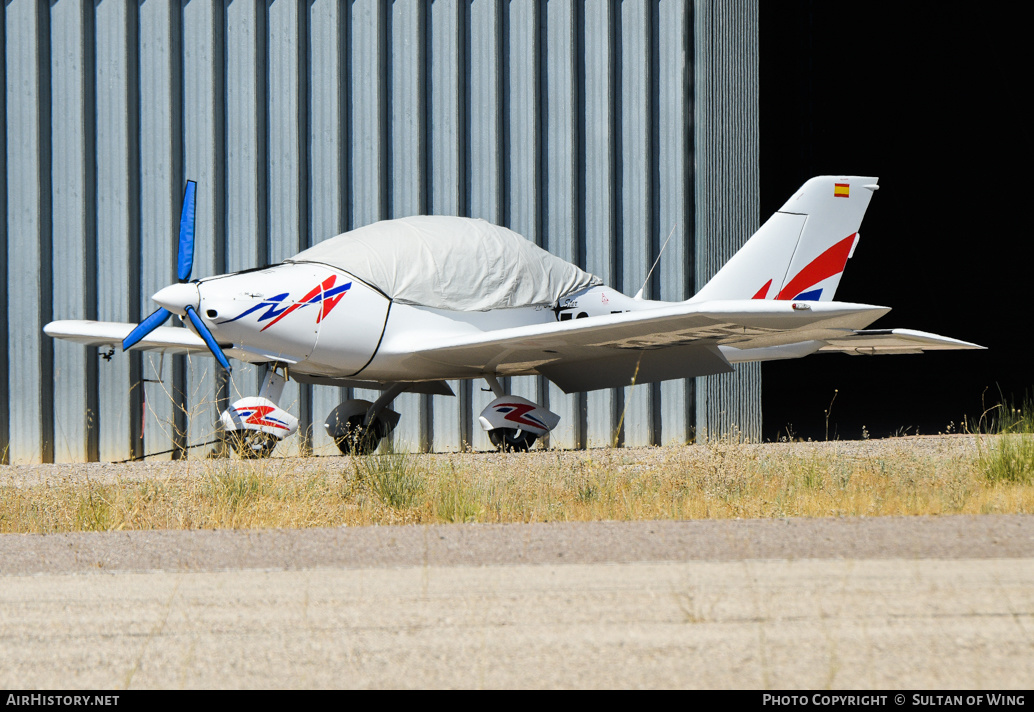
226, 431, 278, 459
333, 415, 384, 456
488, 427, 537, 452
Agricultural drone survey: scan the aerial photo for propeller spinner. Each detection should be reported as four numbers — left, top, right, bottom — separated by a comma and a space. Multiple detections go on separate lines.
121, 181, 232, 372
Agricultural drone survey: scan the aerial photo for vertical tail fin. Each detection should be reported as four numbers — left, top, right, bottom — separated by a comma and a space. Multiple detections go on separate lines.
689, 176, 879, 303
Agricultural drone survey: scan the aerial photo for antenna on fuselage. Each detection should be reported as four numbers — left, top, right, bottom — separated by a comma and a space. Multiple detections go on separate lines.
633, 224, 677, 301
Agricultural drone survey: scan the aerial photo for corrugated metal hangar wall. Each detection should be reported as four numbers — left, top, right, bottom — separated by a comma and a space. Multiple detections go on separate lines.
1, 0, 758, 464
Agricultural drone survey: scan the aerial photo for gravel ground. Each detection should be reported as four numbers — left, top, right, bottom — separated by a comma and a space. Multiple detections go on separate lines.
0, 433, 984, 488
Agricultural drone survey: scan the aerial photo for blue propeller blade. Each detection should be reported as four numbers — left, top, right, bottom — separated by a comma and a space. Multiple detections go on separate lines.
124, 181, 220, 371
176, 180, 197, 282
122, 307, 172, 351
184, 306, 232, 373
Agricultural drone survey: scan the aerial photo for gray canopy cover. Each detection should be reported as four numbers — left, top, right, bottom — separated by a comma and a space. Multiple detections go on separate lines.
288, 215, 601, 311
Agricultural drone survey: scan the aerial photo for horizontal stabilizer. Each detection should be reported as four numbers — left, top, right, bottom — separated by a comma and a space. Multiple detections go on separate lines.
817, 329, 985, 355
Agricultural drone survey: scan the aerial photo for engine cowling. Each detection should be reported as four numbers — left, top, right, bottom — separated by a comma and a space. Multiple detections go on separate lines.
197, 263, 389, 373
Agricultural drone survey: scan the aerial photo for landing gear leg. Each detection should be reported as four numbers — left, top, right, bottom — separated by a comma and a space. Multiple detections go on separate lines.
484, 374, 505, 398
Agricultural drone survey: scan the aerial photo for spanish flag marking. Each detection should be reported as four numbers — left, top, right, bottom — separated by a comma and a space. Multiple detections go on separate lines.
834, 183, 850, 198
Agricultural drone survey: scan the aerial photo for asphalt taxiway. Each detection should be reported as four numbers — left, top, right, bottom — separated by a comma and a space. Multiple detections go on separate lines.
1, 516, 1032, 688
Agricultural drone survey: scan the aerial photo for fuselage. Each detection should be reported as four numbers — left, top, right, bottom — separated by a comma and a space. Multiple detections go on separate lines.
181, 261, 815, 386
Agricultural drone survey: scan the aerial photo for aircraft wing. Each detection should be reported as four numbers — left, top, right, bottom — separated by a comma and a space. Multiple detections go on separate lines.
44, 320, 210, 355
816, 328, 985, 355
44, 319, 291, 365
379, 300, 896, 393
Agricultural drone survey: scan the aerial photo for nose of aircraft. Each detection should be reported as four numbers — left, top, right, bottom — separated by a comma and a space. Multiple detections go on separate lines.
152, 282, 200, 315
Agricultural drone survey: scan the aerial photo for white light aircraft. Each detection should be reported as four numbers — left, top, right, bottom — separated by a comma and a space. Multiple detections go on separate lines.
45, 175, 982, 456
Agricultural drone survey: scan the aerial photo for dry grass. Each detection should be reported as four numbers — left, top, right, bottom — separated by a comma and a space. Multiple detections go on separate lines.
2, 434, 1033, 534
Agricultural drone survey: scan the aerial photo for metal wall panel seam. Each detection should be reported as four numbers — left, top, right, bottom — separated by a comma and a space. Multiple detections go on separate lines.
211, 0, 230, 423
125, 0, 144, 461
82, 0, 99, 462
295, 0, 315, 454
169, 0, 188, 459
254, 0, 270, 271
38, 0, 55, 465
646, 0, 664, 447
296, 0, 314, 452
0, 0, 8, 462
336, 0, 356, 446
209, 2, 228, 282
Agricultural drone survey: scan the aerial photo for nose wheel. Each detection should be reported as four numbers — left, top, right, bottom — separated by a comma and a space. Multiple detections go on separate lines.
478, 378, 558, 453
225, 430, 278, 459
487, 427, 537, 452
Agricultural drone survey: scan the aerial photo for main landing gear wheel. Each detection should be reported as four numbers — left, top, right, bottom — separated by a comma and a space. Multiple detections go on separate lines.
226, 431, 278, 459
333, 415, 385, 456
488, 427, 537, 452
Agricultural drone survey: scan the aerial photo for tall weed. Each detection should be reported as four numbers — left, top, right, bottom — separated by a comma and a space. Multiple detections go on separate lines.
975, 394, 1034, 485
357, 448, 425, 511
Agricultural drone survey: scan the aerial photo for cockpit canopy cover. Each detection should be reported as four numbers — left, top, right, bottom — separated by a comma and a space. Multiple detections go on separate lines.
287, 215, 602, 311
